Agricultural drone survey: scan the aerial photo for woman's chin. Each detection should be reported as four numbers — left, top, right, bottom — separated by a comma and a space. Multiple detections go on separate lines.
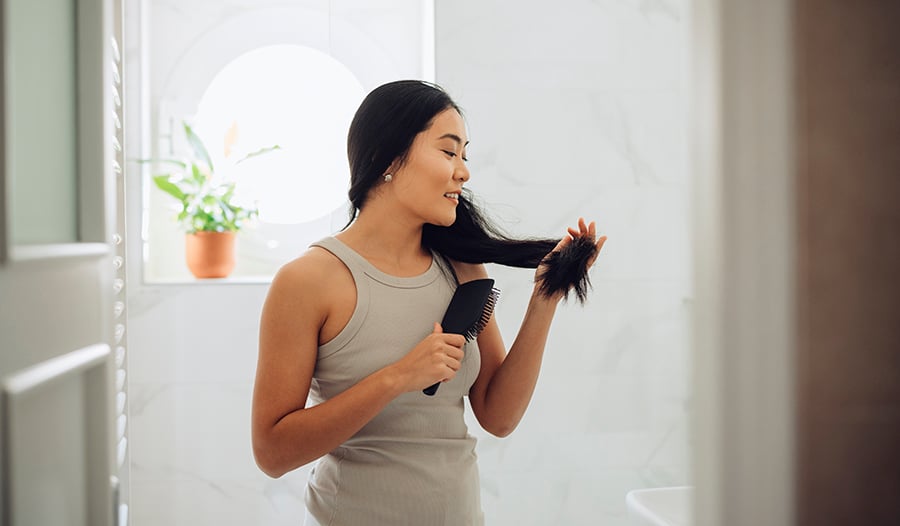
427, 214, 457, 228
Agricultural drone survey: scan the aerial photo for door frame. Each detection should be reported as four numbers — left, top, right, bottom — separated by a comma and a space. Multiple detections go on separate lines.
691, 1, 796, 525
0, 0, 118, 524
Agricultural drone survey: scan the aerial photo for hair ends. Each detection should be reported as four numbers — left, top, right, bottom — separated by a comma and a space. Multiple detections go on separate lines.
535, 235, 598, 304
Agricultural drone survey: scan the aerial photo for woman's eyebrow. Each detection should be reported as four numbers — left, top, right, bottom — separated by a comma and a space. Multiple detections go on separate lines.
437, 133, 469, 147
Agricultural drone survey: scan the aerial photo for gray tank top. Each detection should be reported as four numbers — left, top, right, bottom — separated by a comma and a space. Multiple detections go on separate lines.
304, 236, 484, 526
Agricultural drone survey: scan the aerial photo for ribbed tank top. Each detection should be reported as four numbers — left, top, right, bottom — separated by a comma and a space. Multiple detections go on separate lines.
304, 236, 484, 526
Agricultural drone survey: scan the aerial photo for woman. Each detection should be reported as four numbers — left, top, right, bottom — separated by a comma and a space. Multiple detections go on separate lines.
251, 80, 606, 525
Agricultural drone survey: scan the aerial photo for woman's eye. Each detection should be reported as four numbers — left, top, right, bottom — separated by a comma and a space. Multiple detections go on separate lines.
442, 150, 457, 158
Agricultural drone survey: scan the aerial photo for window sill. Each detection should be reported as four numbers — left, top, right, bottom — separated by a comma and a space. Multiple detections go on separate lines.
140, 275, 274, 286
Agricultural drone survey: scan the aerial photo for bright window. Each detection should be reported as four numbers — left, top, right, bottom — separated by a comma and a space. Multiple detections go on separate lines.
192, 45, 364, 226
140, 2, 433, 283
146, 47, 365, 281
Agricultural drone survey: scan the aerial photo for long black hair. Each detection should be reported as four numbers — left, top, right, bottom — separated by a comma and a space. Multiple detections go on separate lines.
345, 80, 596, 301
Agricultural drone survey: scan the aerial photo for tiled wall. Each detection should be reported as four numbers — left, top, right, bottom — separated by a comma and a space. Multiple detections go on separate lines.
126, 1, 691, 524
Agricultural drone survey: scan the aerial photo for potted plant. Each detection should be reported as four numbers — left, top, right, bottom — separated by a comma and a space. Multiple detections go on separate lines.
145, 121, 278, 278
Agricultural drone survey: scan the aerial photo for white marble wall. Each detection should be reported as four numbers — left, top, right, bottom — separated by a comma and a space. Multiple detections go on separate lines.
126, 0, 691, 525
436, 1, 692, 524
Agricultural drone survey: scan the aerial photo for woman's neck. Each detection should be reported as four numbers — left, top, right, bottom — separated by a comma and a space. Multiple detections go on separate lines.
337, 202, 430, 272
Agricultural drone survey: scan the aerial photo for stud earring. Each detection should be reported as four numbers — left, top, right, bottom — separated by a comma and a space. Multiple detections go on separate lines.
384, 173, 393, 182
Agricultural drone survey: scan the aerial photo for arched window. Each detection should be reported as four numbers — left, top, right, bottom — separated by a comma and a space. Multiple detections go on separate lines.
193, 45, 363, 226
141, 3, 434, 282
180, 45, 365, 276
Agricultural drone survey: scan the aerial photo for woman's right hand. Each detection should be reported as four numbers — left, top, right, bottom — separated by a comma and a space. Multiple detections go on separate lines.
390, 322, 466, 392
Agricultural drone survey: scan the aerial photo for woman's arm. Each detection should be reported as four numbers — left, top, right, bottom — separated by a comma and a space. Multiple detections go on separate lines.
251, 252, 466, 478
462, 274, 559, 438
463, 218, 606, 437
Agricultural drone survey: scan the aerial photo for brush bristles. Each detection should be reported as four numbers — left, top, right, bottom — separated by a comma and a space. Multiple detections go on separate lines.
465, 287, 500, 341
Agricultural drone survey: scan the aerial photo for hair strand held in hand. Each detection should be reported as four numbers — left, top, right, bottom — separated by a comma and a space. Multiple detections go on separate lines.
535, 235, 599, 304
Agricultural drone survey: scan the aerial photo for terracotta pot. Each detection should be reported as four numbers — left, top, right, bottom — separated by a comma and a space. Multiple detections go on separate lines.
185, 231, 236, 278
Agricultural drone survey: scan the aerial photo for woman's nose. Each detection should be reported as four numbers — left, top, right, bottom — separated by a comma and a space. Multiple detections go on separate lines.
455, 162, 470, 182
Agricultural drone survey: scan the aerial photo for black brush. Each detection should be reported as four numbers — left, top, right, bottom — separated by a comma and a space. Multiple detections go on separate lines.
423, 278, 500, 396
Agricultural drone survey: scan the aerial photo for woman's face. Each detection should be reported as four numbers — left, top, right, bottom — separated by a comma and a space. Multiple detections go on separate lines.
390, 108, 470, 227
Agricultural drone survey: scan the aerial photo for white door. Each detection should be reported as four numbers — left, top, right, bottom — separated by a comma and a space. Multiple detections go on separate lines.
0, 0, 122, 525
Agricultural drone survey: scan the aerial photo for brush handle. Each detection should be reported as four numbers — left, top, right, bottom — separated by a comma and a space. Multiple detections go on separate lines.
423, 279, 498, 396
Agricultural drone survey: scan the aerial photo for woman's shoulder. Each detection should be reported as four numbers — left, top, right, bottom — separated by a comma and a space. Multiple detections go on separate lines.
271, 246, 348, 293
264, 247, 355, 343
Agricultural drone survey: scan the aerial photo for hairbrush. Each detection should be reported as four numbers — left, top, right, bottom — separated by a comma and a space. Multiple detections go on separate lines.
424, 278, 500, 396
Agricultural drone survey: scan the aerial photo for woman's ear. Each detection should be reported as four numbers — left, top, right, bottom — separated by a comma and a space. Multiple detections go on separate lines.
385, 158, 403, 177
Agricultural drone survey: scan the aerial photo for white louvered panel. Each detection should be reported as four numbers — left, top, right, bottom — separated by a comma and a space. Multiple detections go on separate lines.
110, 1, 130, 521
115, 369, 126, 392
117, 437, 128, 469
116, 391, 126, 415
116, 414, 126, 441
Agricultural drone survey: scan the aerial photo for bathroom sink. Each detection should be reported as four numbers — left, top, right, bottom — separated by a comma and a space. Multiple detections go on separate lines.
625, 486, 693, 526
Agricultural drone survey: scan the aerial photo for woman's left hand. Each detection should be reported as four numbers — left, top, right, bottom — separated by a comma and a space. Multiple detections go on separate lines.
535, 217, 606, 301
568, 217, 606, 265
542, 217, 607, 267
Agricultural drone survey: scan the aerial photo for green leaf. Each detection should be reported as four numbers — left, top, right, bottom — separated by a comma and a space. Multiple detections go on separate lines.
183, 121, 214, 173
236, 145, 281, 164
152, 175, 187, 201
191, 163, 205, 185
